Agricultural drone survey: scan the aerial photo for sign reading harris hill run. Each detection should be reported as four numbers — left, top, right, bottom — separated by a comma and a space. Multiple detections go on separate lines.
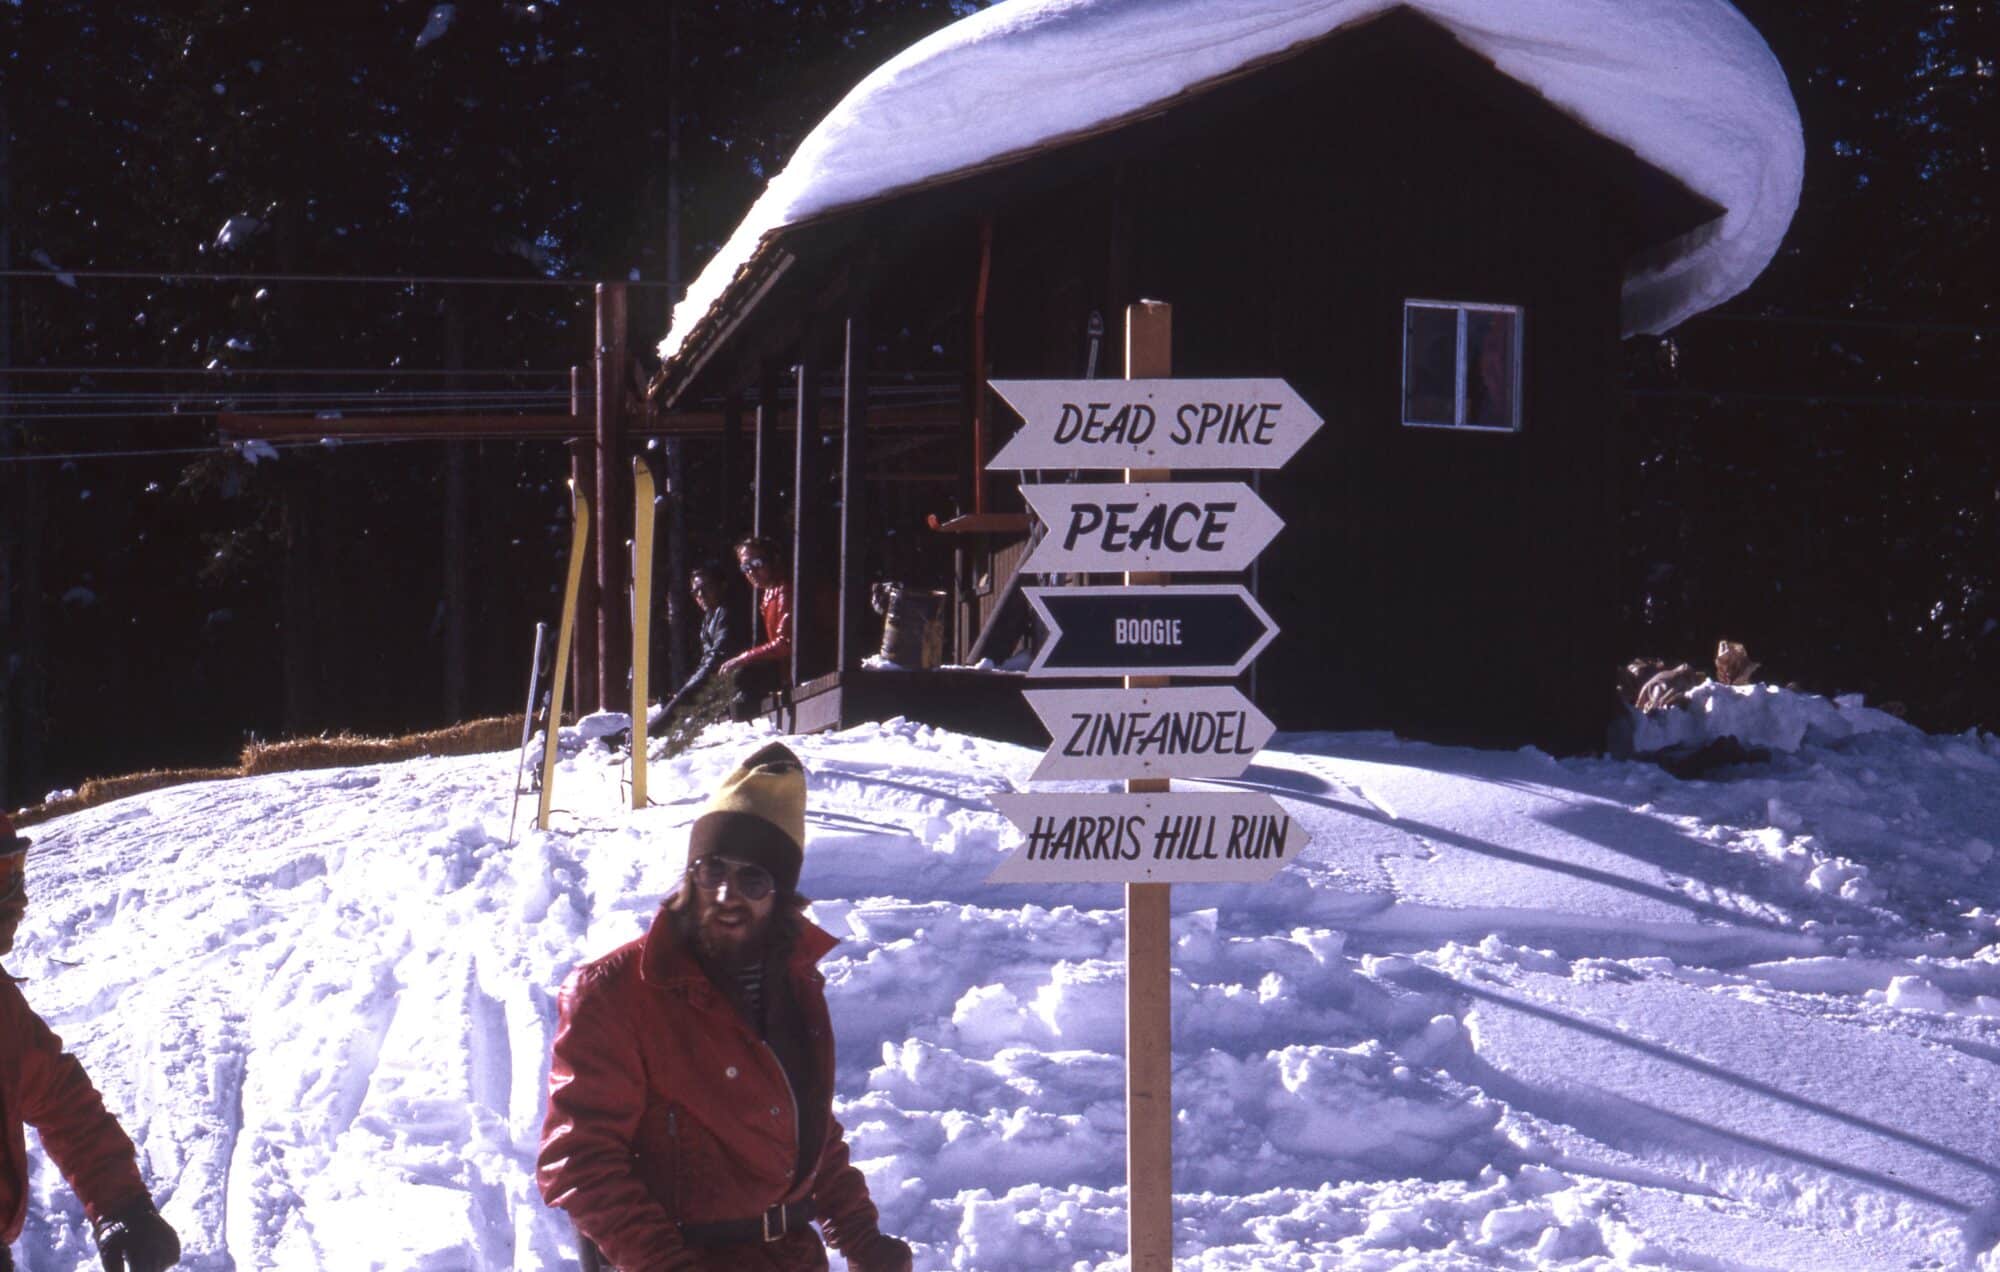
987, 792, 1298, 884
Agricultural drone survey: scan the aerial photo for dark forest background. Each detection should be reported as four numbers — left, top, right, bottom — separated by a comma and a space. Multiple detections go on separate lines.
0, 0, 1992, 809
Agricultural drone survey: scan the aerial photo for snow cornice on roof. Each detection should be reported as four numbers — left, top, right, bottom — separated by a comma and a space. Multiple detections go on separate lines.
658, 0, 1803, 385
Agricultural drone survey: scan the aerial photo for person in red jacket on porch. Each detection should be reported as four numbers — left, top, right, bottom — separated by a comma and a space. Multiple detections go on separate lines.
1, 815, 180, 1272
720, 536, 793, 722
537, 743, 913, 1272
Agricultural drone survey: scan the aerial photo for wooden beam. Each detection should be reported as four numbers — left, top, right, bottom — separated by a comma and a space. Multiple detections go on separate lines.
790, 345, 821, 689
1124, 299, 1174, 1272
569, 370, 599, 716
837, 310, 869, 672
595, 282, 630, 714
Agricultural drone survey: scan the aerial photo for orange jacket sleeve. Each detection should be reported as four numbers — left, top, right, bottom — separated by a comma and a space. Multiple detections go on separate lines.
536, 967, 693, 1272
727, 584, 793, 669
2, 979, 148, 1241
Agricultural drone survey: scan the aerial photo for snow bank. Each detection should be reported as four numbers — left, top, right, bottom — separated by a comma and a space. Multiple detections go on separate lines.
661, 0, 1802, 367
14, 710, 2000, 1269
1619, 681, 1917, 755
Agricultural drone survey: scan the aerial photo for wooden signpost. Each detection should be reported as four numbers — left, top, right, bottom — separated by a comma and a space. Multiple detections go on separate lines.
986, 303, 1317, 1270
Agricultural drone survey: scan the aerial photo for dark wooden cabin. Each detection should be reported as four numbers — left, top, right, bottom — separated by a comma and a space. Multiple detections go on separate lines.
651, 7, 1724, 754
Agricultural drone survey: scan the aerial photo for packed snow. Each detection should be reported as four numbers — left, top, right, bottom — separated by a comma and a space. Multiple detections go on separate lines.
12, 691, 2000, 1270
660, 0, 1803, 367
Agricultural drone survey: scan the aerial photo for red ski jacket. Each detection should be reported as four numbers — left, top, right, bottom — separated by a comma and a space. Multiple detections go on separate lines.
1, 975, 149, 1245
537, 915, 882, 1272
727, 584, 793, 670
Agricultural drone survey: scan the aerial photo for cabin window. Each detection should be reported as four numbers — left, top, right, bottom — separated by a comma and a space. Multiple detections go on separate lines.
1401, 301, 1522, 432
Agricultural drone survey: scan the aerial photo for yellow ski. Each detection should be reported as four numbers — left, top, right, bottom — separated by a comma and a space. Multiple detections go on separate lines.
630, 454, 659, 809
537, 480, 592, 832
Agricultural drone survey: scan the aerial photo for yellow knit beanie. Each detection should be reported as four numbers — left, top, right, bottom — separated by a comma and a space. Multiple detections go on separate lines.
688, 742, 807, 894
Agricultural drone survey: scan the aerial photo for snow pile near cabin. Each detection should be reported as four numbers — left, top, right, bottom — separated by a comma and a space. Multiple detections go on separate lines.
14, 699, 2000, 1270
1622, 681, 1918, 756
662, 0, 1803, 366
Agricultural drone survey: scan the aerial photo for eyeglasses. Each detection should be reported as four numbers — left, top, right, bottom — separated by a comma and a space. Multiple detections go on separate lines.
739, 556, 768, 574
688, 857, 775, 901
0, 852, 25, 905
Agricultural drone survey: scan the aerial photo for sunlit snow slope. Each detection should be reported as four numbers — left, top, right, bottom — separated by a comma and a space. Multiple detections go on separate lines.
12, 701, 2000, 1270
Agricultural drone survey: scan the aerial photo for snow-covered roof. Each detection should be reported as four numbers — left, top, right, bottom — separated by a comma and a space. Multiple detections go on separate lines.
659, 0, 1804, 370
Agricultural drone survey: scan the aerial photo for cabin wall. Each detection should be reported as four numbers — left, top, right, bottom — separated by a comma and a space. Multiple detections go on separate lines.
972, 30, 1634, 751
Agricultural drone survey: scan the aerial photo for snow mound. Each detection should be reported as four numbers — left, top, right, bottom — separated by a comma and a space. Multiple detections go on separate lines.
661, 0, 1802, 367
1620, 681, 1916, 755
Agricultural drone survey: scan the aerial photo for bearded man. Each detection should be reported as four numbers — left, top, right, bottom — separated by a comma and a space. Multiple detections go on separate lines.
537, 744, 913, 1272
1, 815, 181, 1272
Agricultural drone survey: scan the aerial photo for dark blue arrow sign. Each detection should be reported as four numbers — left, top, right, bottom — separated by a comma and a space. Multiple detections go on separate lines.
1024, 585, 1278, 678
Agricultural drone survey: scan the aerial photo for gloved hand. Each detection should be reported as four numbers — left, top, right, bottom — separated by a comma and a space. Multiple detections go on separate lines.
847, 1232, 914, 1272
95, 1202, 181, 1272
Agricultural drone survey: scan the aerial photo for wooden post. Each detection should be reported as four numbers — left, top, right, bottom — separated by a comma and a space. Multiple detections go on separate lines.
790, 349, 821, 689
595, 282, 630, 715
721, 390, 743, 540
570, 368, 599, 714
443, 299, 469, 721
665, 438, 689, 692
1124, 299, 1174, 1272
753, 362, 780, 544
837, 311, 869, 672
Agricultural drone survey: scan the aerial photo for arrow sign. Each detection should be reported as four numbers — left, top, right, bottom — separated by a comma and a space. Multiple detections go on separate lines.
987, 792, 1305, 884
1018, 482, 1283, 575
1025, 584, 1276, 678
1025, 686, 1276, 781
988, 378, 1323, 471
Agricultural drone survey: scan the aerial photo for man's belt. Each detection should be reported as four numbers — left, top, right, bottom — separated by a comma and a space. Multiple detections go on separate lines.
679, 1198, 817, 1247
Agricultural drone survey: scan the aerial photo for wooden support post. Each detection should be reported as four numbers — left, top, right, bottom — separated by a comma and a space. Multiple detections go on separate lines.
1124, 298, 1174, 1272
791, 349, 821, 689
595, 282, 630, 714
751, 364, 779, 647
570, 368, 599, 715
665, 438, 689, 692
753, 362, 780, 544
442, 299, 469, 721
721, 390, 743, 540
837, 311, 869, 672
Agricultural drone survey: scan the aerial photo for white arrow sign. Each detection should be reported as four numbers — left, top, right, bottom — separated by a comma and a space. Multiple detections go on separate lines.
988, 378, 1324, 471
1025, 686, 1276, 781
987, 792, 1305, 884
1025, 584, 1277, 678
1018, 482, 1283, 575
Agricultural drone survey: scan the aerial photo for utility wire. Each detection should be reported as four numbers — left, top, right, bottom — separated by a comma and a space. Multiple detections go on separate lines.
3, 403, 569, 423
0, 366, 576, 377
0, 435, 564, 465
0, 268, 675, 289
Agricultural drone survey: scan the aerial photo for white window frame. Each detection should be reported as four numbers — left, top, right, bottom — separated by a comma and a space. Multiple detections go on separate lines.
1400, 299, 1524, 433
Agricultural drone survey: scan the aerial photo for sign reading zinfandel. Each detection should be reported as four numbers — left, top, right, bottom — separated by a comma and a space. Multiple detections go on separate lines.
986, 793, 1299, 884
987, 378, 1324, 470
1024, 686, 1275, 781
1024, 584, 1276, 678
1018, 482, 1283, 575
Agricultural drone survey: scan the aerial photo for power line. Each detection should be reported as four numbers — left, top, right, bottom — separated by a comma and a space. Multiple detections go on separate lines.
0, 435, 567, 466
3, 402, 567, 423
2, 388, 575, 404
0, 366, 577, 377
0, 268, 676, 289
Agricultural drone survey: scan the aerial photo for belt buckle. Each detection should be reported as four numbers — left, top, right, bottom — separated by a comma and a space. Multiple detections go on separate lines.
762, 1203, 785, 1243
